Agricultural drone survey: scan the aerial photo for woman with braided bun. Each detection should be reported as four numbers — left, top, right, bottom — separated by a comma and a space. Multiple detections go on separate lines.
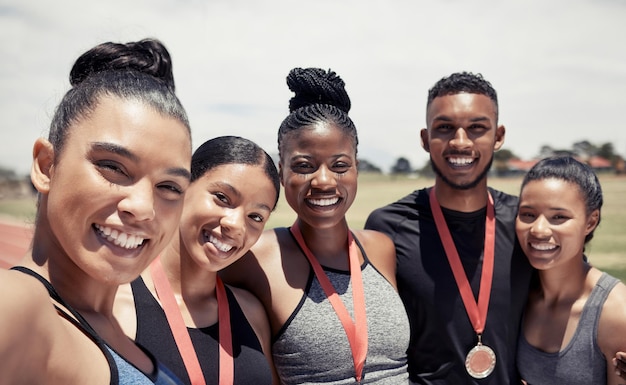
221, 67, 410, 384
0, 38, 191, 384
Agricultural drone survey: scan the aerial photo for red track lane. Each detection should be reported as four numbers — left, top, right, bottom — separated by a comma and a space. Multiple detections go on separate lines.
0, 219, 33, 269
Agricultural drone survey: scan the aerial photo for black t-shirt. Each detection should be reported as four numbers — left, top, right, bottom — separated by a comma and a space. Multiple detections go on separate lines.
365, 187, 533, 385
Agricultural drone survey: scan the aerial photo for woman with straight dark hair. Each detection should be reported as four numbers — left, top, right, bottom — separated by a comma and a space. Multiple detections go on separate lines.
0, 38, 191, 384
516, 156, 626, 385
115, 135, 281, 385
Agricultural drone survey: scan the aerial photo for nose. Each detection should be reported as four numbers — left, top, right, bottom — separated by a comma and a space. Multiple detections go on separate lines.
118, 179, 156, 222
450, 127, 471, 149
311, 165, 336, 190
529, 215, 551, 238
220, 207, 245, 239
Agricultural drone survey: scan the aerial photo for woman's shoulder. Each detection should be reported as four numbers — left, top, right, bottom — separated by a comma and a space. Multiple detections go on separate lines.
351, 228, 394, 255
250, 228, 282, 259
350, 229, 397, 288
596, 271, 626, 358
0, 268, 57, 320
0, 268, 66, 381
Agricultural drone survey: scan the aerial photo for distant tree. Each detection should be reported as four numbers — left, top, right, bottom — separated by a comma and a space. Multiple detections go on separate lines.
573, 140, 596, 158
391, 157, 412, 174
494, 148, 516, 162
419, 161, 435, 177
493, 148, 517, 176
0, 166, 17, 180
357, 158, 382, 173
538, 145, 554, 158
597, 142, 616, 161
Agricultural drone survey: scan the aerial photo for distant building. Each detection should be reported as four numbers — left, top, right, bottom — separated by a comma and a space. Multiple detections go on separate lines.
504, 155, 614, 175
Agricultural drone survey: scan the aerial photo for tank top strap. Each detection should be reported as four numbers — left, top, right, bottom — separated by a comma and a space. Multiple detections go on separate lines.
10, 265, 120, 384
350, 232, 370, 266
10, 266, 98, 334
587, 272, 620, 327
595, 272, 620, 293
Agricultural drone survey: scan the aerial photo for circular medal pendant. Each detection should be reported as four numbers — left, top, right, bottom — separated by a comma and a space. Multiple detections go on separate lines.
465, 343, 496, 379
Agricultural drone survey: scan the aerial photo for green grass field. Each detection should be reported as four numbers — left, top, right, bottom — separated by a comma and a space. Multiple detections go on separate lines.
2, 173, 625, 280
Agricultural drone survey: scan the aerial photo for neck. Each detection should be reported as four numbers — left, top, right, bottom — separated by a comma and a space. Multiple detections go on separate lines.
27, 228, 117, 316
537, 259, 591, 304
434, 178, 489, 212
159, 238, 218, 301
295, 218, 350, 267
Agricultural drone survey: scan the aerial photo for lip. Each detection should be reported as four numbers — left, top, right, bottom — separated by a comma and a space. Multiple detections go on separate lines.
93, 224, 148, 256
202, 229, 237, 260
528, 241, 559, 252
445, 155, 476, 169
305, 196, 342, 212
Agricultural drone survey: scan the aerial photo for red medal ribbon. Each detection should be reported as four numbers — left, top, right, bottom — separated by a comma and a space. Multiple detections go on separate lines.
150, 257, 233, 385
290, 221, 368, 383
428, 188, 495, 335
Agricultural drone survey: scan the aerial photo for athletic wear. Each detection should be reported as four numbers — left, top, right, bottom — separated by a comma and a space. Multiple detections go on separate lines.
365, 187, 533, 385
517, 272, 619, 385
10, 266, 182, 385
272, 231, 410, 384
132, 276, 272, 385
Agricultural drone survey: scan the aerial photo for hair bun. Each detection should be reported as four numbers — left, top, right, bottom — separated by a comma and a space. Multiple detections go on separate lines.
69, 38, 175, 90
286, 67, 351, 114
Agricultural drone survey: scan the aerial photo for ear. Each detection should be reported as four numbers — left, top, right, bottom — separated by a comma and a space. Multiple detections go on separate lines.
420, 128, 430, 152
31, 138, 55, 194
493, 124, 506, 151
278, 162, 285, 187
585, 209, 600, 235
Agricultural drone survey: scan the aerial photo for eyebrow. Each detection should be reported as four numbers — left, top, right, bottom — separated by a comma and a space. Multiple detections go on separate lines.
212, 181, 272, 212
91, 142, 191, 180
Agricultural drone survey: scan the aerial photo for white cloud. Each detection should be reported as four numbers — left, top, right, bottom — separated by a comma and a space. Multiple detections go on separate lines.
1, 0, 625, 175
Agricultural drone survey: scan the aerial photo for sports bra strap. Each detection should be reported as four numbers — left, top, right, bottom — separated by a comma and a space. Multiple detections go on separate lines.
10, 266, 99, 337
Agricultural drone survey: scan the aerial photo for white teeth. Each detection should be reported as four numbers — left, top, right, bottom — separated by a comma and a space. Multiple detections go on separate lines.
95, 224, 145, 249
530, 242, 557, 251
208, 233, 234, 253
308, 197, 339, 207
448, 157, 474, 165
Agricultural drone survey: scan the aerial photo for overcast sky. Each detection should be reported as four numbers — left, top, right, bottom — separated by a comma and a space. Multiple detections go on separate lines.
1, 0, 625, 175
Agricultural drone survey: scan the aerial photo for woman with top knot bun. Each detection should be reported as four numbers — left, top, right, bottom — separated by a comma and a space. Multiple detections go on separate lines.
222, 67, 411, 384
0, 38, 191, 384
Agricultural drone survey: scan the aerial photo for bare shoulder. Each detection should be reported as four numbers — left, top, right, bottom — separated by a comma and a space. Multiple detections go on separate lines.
351, 229, 397, 288
0, 269, 61, 381
220, 229, 279, 288
598, 279, 626, 357
250, 228, 282, 263
0, 269, 56, 330
352, 229, 394, 249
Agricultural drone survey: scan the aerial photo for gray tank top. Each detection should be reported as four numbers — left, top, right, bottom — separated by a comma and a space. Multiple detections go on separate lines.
272, 240, 410, 384
517, 272, 619, 385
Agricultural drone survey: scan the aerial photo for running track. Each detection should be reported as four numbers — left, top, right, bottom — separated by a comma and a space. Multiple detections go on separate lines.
0, 219, 33, 269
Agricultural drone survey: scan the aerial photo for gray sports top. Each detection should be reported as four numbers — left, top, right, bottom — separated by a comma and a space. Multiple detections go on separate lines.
272, 237, 410, 384
517, 272, 619, 385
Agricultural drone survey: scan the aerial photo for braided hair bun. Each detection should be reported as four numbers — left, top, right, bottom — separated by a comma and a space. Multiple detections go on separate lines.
286, 68, 351, 114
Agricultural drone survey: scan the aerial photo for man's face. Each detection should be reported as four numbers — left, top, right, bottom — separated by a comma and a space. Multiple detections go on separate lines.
421, 92, 505, 190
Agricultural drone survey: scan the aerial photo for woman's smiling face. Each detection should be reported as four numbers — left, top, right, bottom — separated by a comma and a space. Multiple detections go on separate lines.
178, 162, 277, 271
279, 122, 358, 229
38, 96, 191, 284
516, 177, 598, 271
